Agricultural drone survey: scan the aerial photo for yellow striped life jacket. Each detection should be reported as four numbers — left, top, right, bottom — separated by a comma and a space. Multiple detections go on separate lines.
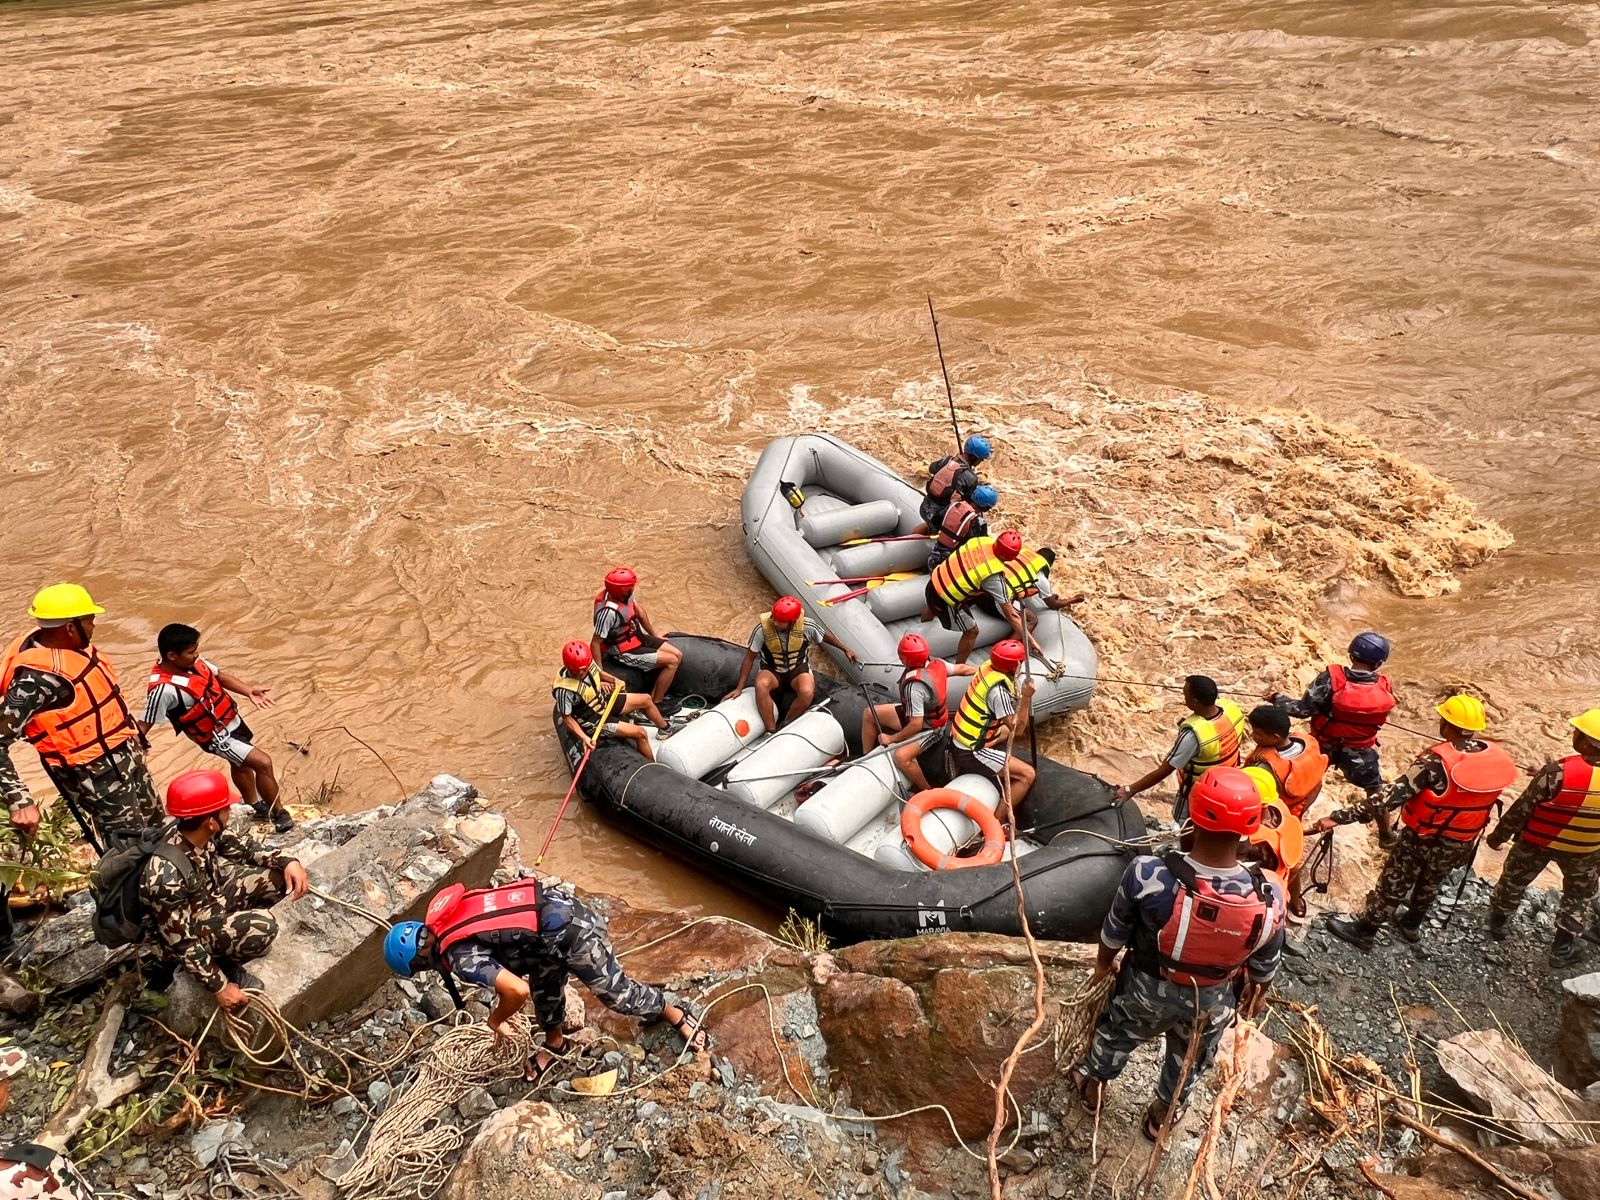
930, 537, 1006, 607
999, 549, 1049, 599
1179, 699, 1247, 781
759, 614, 809, 675
552, 665, 614, 729
1523, 756, 1600, 855
950, 664, 1016, 751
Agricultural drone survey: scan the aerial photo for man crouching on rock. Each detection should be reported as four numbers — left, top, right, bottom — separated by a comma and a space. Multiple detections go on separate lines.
383, 881, 709, 1082
1071, 767, 1285, 1140
142, 769, 309, 1012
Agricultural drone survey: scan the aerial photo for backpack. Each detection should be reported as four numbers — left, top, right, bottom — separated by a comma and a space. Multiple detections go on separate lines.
89, 822, 200, 948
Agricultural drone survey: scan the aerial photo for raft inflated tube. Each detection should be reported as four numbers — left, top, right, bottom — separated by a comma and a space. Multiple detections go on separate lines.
800, 499, 903, 549
794, 751, 902, 844
654, 691, 767, 779
866, 576, 930, 623
828, 537, 931, 581
724, 711, 847, 810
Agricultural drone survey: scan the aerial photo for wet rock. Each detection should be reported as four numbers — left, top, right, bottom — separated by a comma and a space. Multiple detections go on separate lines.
1558, 972, 1600, 1088
330, 1096, 358, 1118
1551, 1145, 1600, 1200
456, 1086, 497, 1122
0, 970, 40, 1017
1414, 1144, 1551, 1191
442, 1100, 579, 1200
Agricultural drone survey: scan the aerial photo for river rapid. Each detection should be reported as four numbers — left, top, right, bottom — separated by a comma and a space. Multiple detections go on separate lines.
2, 0, 1597, 918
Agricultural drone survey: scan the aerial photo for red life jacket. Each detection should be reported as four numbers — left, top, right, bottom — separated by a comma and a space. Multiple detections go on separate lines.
1309, 664, 1395, 750
1401, 741, 1519, 842
900, 659, 950, 729
593, 591, 644, 654
1134, 854, 1276, 987
425, 880, 543, 956
935, 499, 982, 553
1520, 755, 1600, 854
926, 456, 966, 504
148, 658, 240, 747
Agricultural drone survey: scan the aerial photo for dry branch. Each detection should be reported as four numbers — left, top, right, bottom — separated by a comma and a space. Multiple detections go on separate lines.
37, 975, 143, 1151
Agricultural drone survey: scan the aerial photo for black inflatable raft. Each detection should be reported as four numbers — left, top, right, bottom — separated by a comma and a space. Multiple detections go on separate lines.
553, 635, 1143, 943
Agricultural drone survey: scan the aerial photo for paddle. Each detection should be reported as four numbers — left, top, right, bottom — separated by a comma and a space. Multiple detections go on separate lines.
809, 574, 908, 585
535, 681, 625, 866
820, 573, 918, 605
837, 534, 935, 547
927, 295, 963, 452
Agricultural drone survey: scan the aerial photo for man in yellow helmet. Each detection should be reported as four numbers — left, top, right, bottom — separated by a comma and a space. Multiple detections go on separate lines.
1314, 694, 1517, 951
1, 585, 161, 854
1484, 709, 1600, 967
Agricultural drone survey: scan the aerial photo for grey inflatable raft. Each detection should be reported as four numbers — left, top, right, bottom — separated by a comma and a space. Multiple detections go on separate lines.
741, 434, 1097, 716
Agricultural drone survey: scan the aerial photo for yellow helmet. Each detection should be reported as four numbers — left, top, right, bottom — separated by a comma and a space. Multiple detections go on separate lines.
1435, 693, 1488, 733
1571, 709, 1600, 744
27, 583, 106, 623
1242, 763, 1280, 806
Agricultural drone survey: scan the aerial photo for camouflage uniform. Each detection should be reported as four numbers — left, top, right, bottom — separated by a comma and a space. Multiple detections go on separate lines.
137, 825, 292, 994
1331, 748, 1475, 927
443, 892, 667, 1030
1, 663, 160, 852
1489, 761, 1600, 936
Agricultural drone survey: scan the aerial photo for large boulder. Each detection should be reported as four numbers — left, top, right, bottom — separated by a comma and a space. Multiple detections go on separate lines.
1559, 972, 1600, 1089
441, 1100, 588, 1200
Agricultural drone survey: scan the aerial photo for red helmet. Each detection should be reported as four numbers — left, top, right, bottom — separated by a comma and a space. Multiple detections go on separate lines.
1188, 767, 1264, 836
562, 640, 592, 674
995, 531, 1022, 561
772, 596, 803, 624
898, 633, 930, 668
604, 567, 637, 597
166, 769, 235, 819
990, 639, 1026, 673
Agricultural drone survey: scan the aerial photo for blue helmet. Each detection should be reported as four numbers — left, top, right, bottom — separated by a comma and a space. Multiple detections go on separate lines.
970, 484, 999, 510
963, 434, 991, 462
1347, 631, 1391, 667
384, 920, 426, 977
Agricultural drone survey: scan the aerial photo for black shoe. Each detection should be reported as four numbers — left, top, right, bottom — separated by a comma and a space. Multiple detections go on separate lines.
1327, 916, 1378, 951
1487, 910, 1510, 941
1378, 830, 1400, 850
1552, 931, 1589, 968
271, 808, 295, 833
1395, 919, 1423, 945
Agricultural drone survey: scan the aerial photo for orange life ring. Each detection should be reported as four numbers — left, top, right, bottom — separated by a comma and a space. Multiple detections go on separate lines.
901, 787, 1007, 870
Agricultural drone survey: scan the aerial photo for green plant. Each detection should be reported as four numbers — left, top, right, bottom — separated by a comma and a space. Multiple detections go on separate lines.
0, 802, 88, 903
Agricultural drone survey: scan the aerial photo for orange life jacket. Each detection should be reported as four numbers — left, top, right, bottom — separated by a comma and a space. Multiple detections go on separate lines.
899, 659, 950, 729
1310, 664, 1395, 750
1401, 740, 1519, 843
148, 658, 240, 747
425, 880, 544, 956
1246, 736, 1330, 818
934, 499, 982, 554
1, 635, 139, 770
930, 536, 1007, 606
1522, 755, 1600, 855
593, 591, 645, 654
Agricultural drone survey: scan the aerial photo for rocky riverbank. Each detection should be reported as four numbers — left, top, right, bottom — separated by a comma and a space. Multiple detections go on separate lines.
3, 784, 1599, 1200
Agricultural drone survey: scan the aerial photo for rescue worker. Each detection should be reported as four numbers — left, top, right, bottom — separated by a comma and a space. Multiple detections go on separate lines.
138, 624, 290, 833
859, 633, 976, 793
1485, 709, 1600, 966
140, 770, 308, 1013
926, 483, 997, 571
1268, 632, 1399, 846
1, 584, 160, 853
590, 567, 683, 706
1074, 767, 1285, 1139
1244, 705, 1329, 915
555, 642, 665, 763
975, 544, 1086, 656
0, 1141, 96, 1200
1113, 676, 1247, 823
383, 879, 709, 1082
919, 434, 991, 529
921, 530, 1025, 667
945, 638, 1035, 821
1315, 694, 1518, 950
724, 597, 858, 734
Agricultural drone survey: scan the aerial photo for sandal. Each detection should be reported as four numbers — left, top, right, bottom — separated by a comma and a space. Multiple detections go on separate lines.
1140, 1101, 1175, 1142
1071, 1064, 1104, 1116
525, 1040, 572, 1083
670, 1009, 712, 1053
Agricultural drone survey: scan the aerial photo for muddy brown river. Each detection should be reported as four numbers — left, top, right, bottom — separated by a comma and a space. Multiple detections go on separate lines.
2, 0, 1597, 920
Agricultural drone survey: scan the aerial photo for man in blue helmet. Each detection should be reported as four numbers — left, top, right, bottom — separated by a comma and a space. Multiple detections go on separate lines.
1267, 632, 1399, 846
384, 879, 708, 1082
927, 482, 997, 571
919, 434, 992, 530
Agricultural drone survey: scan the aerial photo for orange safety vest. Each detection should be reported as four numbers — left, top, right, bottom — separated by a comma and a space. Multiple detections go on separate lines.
899, 660, 950, 729
1401, 741, 1519, 843
1522, 755, 1600, 855
1246, 736, 1330, 819
930, 536, 1007, 607
148, 658, 240, 747
1, 635, 139, 770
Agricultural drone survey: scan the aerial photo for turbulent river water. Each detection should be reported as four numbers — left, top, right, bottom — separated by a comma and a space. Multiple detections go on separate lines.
2, 0, 1597, 920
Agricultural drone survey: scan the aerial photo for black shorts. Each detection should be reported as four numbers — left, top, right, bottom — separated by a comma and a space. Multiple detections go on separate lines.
759, 662, 811, 685
945, 744, 1002, 785
924, 582, 977, 633
233, 719, 255, 744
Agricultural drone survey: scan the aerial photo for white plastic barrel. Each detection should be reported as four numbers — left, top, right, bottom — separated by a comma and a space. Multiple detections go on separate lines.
654, 691, 766, 779
866, 575, 930, 623
800, 500, 902, 549
724, 711, 846, 810
830, 537, 930, 580
793, 751, 902, 844
845, 810, 902, 857
874, 840, 923, 872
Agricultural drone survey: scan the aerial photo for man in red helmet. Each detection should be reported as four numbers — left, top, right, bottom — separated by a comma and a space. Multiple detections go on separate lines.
921, 531, 1025, 666
1073, 766, 1285, 1140
554, 641, 666, 763
944, 638, 1036, 818
859, 633, 976, 793
590, 568, 682, 706
725, 597, 858, 734
139, 770, 309, 1013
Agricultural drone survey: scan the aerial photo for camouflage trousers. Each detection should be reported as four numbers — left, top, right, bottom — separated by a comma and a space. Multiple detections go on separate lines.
1490, 840, 1600, 936
188, 865, 287, 974
1359, 828, 1476, 927
531, 900, 666, 1031
1083, 965, 1236, 1110
45, 742, 161, 853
